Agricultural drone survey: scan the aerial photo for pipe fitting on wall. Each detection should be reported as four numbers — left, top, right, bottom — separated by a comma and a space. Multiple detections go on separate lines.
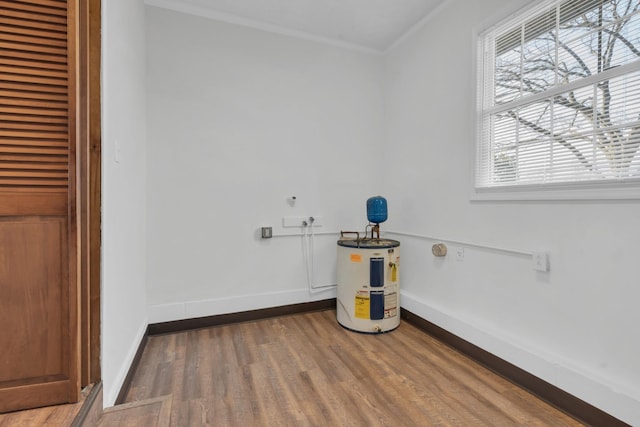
432, 243, 447, 257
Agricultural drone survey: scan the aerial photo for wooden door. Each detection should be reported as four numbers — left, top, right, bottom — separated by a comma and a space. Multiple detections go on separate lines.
0, 0, 79, 412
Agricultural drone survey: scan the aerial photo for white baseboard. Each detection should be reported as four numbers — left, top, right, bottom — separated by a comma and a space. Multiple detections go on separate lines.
147, 287, 337, 324
103, 318, 149, 408
401, 290, 640, 426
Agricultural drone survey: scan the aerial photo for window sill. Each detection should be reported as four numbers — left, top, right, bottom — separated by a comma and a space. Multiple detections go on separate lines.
471, 180, 640, 201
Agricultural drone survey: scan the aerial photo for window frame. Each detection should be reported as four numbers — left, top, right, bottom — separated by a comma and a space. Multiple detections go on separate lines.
473, 0, 640, 201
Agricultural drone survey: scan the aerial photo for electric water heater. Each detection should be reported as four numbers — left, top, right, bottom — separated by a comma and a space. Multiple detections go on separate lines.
336, 196, 400, 333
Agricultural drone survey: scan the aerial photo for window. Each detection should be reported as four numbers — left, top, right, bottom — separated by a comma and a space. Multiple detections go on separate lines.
476, 0, 640, 197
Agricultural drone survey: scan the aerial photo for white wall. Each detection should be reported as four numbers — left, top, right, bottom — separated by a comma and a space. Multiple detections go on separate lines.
101, 0, 149, 407
383, 0, 640, 424
145, 6, 385, 321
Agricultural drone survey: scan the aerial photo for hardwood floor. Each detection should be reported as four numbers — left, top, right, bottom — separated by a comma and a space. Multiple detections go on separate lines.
122, 309, 583, 426
98, 396, 172, 427
0, 384, 94, 427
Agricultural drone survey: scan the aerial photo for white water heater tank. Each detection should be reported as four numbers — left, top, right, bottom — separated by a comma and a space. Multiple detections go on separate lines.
336, 238, 400, 333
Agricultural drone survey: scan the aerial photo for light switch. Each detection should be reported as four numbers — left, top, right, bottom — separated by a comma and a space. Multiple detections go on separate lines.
114, 139, 121, 163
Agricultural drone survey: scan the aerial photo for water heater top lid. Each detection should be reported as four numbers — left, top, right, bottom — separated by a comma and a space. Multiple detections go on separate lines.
367, 196, 387, 224
338, 238, 399, 249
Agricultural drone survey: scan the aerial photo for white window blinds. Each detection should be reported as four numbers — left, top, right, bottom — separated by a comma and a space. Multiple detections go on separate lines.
476, 0, 640, 190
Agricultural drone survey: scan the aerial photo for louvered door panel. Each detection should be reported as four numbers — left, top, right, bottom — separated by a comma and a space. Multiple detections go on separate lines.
0, 0, 69, 194
0, 0, 78, 413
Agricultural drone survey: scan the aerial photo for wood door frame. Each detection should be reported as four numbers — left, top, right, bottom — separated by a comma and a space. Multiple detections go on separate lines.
78, 0, 102, 387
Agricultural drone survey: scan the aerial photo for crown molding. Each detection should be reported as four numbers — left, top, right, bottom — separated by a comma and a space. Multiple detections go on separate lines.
145, 0, 383, 55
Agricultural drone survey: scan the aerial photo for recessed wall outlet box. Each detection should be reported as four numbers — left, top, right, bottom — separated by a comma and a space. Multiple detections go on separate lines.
261, 227, 272, 239
309, 216, 323, 226
282, 216, 323, 227
283, 216, 306, 227
532, 251, 549, 272
456, 247, 464, 261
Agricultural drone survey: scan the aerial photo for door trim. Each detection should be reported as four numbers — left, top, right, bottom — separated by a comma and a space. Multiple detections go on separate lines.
78, 0, 102, 387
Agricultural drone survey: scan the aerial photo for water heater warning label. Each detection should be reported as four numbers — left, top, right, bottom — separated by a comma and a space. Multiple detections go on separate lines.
384, 291, 398, 318
355, 291, 370, 319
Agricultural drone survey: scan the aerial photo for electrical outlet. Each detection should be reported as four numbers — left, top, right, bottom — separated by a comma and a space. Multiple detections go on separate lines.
532, 251, 549, 272
456, 247, 464, 262
261, 227, 272, 239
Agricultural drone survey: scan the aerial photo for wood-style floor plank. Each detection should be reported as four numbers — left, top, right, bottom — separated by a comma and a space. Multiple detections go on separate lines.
121, 309, 583, 426
0, 384, 94, 427
98, 396, 172, 427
